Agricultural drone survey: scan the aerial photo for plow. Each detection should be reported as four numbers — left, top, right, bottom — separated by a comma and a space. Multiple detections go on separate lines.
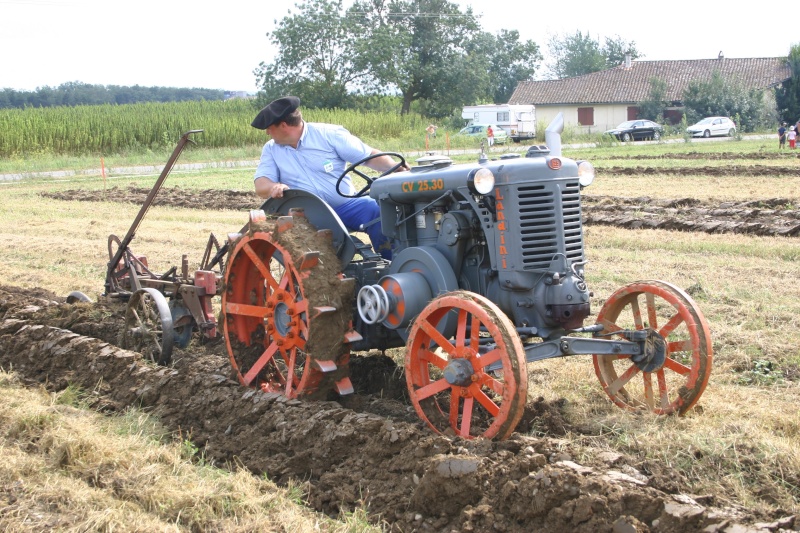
82, 118, 713, 440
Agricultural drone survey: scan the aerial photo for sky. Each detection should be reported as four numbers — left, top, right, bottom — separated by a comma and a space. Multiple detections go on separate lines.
1, 0, 796, 93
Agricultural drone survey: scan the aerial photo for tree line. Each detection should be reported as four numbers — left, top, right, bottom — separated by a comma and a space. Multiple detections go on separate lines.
0, 82, 225, 109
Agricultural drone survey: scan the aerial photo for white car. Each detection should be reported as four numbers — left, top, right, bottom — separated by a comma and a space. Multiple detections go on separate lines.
686, 117, 737, 138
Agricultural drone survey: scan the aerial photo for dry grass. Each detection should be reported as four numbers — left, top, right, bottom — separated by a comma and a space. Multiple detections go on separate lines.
532, 224, 800, 514
0, 372, 378, 532
1, 144, 799, 523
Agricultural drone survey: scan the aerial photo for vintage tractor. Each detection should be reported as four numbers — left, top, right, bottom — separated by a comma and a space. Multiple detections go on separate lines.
221, 116, 713, 440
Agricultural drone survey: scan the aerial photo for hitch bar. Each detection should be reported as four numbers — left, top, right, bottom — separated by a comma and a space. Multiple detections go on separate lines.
104, 130, 203, 295
484, 328, 660, 372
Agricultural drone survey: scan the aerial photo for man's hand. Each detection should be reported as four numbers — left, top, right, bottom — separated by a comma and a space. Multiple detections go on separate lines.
366, 150, 409, 174
254, 177, 289, 199
270, 183, 289, 198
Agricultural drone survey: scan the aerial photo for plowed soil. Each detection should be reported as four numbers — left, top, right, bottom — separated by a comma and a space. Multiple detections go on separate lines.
1, 285, 795, 533
41, 185, 800, 237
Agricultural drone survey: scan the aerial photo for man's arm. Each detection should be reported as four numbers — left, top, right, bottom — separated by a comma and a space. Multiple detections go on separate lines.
254, 176, 289, 199
363, 149, 410, 173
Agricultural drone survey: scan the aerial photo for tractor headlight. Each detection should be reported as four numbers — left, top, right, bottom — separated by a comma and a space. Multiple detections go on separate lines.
468, 168, 495, 195
577, 161, 595, 188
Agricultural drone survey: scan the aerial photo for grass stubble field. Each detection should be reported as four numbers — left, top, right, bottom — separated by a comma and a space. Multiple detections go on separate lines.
0, 137, 799, 531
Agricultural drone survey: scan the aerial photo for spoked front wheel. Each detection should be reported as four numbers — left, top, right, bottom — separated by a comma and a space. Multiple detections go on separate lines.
592, 280, 712, 415
405, 291, 527, 440
121, 288, 174, 365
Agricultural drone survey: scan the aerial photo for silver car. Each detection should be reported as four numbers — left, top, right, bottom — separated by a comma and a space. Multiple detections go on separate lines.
686, 117, 737, 137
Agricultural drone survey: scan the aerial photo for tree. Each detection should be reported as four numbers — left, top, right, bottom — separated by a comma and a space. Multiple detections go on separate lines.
482, 30, 542, 103
602, 35, 640, 69
638, 77, 668, 121
256, 0, 545, 115
412, 29, 541, 117
545, 31, 640, 79
253, 0, 365, 109
775, 44, 800, 122
349, 0, 482, 114
682, 70, 769, 131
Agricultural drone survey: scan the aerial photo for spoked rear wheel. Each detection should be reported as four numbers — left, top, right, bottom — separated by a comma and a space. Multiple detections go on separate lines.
122, 288, 174, 365
223, 212, 351, 399
405, 291, 527, 440
592, 280, 712, 415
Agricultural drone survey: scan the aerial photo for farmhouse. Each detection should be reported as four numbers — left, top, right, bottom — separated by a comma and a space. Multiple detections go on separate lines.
508, 53, 791, 133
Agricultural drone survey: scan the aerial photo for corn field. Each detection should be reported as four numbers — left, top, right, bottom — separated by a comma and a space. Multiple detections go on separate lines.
0, 100, 432, 157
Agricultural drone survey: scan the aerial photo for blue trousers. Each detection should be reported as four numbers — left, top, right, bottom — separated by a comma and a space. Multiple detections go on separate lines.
334, 198, 392, 260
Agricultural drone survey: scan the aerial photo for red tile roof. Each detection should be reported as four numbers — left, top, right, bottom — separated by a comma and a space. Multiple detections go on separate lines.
509, 57, 791, 105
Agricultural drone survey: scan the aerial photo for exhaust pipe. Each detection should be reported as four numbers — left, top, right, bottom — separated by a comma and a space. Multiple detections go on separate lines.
545, 112, 564, 157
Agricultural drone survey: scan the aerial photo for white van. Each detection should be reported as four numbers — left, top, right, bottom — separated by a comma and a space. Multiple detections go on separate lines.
461, 104, 536, 142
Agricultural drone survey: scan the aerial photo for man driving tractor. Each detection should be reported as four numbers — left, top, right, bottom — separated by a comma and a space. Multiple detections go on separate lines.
251, 96, 409, 259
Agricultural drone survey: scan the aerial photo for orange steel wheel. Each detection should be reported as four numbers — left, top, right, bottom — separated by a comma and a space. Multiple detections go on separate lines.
406, 291, 527, 440
223, 230, 325, 398
592, 280, 713, 415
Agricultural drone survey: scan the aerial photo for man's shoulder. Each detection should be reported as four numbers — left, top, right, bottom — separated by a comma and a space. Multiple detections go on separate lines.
306, 122, 347, 134
303, 122, 353, 143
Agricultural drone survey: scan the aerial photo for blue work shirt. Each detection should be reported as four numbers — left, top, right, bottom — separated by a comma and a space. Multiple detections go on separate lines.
254, 122, 373, 208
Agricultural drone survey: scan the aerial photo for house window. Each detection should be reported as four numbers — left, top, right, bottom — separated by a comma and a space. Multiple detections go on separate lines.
577, 107, 594, 126
627, 106, 640, 120
497, 112, 509, 122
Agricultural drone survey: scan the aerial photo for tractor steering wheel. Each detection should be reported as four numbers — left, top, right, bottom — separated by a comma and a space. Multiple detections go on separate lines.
336, 152, 407, 198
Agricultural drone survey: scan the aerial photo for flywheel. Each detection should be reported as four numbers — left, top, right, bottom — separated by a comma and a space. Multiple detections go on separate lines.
222, 210, 356, 399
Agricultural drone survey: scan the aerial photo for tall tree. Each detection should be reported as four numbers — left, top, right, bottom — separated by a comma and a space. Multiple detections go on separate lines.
775, 45, 800, 122
413, 29, 541, 116
546, 31, 640, 79
255, 0, 545, 114
349, 0, 482, 114
482, 30, 542, 103
253, 0, 365, 109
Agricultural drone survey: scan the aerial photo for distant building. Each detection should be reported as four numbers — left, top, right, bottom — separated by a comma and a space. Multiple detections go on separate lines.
509, 54, 791, 132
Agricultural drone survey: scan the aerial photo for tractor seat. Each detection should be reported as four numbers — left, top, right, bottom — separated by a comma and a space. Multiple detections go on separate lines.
259, 190, 360, 265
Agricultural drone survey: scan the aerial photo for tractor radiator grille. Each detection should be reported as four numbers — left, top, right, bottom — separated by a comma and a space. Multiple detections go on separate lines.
515, 180, 585, 270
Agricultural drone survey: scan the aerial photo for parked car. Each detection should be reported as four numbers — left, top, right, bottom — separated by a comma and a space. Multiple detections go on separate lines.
604, 120, 663, 142
686, 116, 736, 138
457, 123, 509, 144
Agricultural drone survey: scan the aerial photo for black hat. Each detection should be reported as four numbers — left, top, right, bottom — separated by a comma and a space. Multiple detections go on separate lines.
251, 96, 301, 130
